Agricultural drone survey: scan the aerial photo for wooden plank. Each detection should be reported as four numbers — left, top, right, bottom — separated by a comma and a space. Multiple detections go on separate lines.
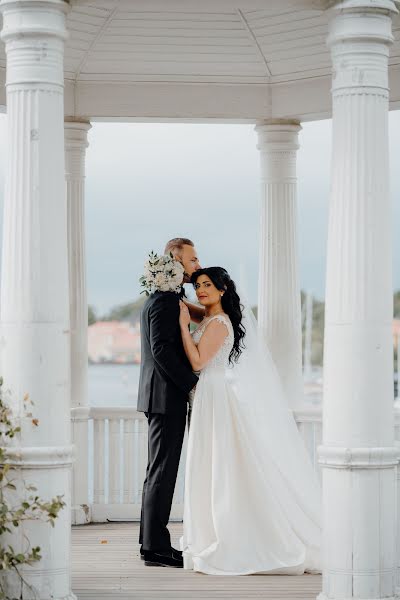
71, 522, 322, 599
69, 30, 98, 43
71, 5, 112, 18
74, 72, 268, 84
259, 34, 327, 54
245, 9, 323, 28
256, 24, 329, 43
67, 13, 110, 27
251, 14, 326, 34
264, 43, 329, 62
67, 20, 103, 35
92, 43, 256, 53
114, 11, 241, 20
87, 51, 263, 63
109, 19, 243, 30
97, 35, 252, 46
268, 53, 331, 76
80, 60, 268, 76
101, 28, 249, 38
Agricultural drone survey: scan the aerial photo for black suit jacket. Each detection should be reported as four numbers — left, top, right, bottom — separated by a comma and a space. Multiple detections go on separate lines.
137, 291, 198, 414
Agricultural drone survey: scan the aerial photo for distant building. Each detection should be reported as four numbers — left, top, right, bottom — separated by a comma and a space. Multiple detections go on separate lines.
88, 321, 141, 364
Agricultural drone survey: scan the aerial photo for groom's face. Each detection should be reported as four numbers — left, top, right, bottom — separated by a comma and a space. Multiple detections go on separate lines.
180, 244, 201, 281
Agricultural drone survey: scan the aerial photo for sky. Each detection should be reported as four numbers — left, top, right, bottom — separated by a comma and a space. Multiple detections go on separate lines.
0, 113, 399, 315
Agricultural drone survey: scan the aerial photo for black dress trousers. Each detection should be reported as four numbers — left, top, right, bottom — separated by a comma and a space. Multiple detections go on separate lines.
139, 409, 187, 552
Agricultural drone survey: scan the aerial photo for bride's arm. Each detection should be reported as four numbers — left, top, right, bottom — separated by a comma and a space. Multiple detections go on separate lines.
179, 302, 228, 371
182, 299, 205, 324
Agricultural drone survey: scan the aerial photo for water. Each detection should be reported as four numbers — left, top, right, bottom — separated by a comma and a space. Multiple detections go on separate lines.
88, 363, 325, 407
88, 364, 140, 407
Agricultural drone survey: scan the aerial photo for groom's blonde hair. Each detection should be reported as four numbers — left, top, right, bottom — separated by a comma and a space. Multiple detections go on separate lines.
164, 238, 194, 258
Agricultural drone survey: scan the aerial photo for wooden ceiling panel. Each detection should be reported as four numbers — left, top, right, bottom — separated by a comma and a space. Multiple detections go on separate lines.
0, 0, 397, 103
244, 9, 323, 28
268, 53, 331, 76
81, 59, 267, 76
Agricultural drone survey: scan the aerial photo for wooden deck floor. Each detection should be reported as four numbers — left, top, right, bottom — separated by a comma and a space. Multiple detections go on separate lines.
72, 522, 322, 599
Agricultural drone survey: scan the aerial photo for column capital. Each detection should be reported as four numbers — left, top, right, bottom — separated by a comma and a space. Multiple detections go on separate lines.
327, 0, 398, 95
65, 119, 92, 150
255, 120, 301, 154
0, 0, 70, 38
0, 0, 69, 89
327, 0, 398, 45
329, 0, 398, 13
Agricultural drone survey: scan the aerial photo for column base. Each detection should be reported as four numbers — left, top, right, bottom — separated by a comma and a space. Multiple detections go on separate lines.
72, 503, 91, 525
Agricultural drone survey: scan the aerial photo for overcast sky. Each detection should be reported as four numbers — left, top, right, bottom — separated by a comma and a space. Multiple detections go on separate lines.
0, 113, 399, 315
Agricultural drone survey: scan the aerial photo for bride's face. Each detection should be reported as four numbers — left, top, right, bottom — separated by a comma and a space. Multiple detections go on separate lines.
194, 275, 222, 307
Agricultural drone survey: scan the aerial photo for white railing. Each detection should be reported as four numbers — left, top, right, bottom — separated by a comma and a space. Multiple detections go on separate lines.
72, 405, 400, 523
293, 405, 323, 478
88, 407, 187, 522
72, 404, 323, 523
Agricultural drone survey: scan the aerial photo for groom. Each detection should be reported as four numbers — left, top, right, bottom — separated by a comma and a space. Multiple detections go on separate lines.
137, 238, 201, 568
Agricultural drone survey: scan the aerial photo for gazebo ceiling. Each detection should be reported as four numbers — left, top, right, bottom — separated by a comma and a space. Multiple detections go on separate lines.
0, 0, 400, 121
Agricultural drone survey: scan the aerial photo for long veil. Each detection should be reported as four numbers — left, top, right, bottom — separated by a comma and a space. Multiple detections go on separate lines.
229, 292, 322, 572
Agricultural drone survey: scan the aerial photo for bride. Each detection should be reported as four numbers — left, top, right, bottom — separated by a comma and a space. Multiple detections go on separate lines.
178, 266, 321, 576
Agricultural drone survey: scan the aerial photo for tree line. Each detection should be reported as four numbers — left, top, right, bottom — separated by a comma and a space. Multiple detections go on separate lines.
88, 290, 400, 368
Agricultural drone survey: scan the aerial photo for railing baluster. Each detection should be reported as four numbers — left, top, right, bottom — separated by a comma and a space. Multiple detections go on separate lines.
108, 418, 120, 504
93, 418, 105, 505
138, 415, 148, 504
123, 418, 135, 504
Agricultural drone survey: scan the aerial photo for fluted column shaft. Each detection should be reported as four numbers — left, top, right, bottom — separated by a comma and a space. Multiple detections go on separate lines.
0, 1, 75, 598
256, 120, 303, 408
318, 2, 398, 599
65, 119, 91, 525
65, 120, 90, 410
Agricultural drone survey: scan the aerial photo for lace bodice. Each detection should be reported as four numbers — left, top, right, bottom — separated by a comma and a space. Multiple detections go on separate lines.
192, 313, 234, 370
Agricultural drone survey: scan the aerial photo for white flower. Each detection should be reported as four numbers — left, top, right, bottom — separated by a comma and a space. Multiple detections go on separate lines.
140, 251, 184, 296
154, 272, 165, 286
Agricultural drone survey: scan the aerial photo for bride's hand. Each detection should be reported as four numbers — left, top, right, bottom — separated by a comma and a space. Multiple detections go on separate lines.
179, 300, 191, 329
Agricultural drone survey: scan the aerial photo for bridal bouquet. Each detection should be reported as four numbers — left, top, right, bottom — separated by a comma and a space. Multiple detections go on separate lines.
140, 251, 185, 296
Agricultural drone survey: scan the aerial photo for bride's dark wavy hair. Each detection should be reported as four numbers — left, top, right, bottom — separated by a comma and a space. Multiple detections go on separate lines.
191, 267, 246, 364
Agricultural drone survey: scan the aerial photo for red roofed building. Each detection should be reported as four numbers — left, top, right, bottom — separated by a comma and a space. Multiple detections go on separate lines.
88, 321, 141, 364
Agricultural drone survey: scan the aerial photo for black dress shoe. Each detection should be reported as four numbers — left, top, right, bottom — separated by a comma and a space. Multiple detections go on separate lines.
143, 549, 183, 568
171, 547, 183, 560
140, 547, 182, 561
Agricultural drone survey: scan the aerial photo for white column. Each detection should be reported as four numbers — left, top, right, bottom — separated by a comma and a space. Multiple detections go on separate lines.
65, 119, 91, 525
318, 2, 398, 599
255, 120, 304, 408
0, 1, 75, 599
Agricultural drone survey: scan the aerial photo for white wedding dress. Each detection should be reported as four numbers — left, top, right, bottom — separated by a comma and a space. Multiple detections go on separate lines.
182, 312, 321, 576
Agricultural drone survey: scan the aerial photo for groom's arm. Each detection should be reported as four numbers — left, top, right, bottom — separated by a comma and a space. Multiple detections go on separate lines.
149, 294, 198, 395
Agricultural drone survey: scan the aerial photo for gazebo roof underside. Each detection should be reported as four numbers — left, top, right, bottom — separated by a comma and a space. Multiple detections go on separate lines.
1, 0, 400, 122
